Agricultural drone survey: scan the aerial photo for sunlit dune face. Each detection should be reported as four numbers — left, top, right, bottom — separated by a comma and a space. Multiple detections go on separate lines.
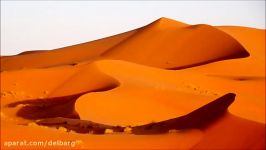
1, 17, 265, 150
102, 21, 249, 69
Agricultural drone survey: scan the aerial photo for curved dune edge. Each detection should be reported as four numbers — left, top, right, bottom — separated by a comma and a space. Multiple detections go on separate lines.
189, 26, 265, 77
0, 63, 120, 101
1, 17, 250, 71
36, 93, 236, 134
131, 93, 236, 134
5, 93, 236, 133
0, 63, 120, 123
77, 59, 264, 123
5, 85, 118, 120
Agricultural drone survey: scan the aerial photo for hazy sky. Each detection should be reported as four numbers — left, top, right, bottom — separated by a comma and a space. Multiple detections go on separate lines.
1, 1, 265, 56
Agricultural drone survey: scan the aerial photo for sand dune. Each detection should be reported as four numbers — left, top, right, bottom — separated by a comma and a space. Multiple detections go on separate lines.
1, 18, 249, 71
102, 18, 249, 69
1, 17, 265, 149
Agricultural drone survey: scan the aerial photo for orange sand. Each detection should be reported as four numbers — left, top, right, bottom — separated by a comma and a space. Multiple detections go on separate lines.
1, 17, 265, 149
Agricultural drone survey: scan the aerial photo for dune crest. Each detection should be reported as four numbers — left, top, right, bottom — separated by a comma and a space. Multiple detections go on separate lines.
102, 21, 249, 69
132, 93, 235, 134
147, 17, 188, 29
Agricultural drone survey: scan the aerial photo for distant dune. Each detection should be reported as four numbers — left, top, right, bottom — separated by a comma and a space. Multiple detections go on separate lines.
1, 17, 265, 150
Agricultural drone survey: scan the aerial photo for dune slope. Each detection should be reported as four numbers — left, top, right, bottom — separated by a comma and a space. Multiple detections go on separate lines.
0, 30, 138, 71
1, 17, 249, 71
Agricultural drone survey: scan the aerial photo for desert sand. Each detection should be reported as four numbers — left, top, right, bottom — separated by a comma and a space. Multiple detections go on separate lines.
1, 17, 265, 149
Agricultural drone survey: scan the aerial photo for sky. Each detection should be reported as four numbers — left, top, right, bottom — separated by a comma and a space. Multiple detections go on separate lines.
1, 1, 265, 56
